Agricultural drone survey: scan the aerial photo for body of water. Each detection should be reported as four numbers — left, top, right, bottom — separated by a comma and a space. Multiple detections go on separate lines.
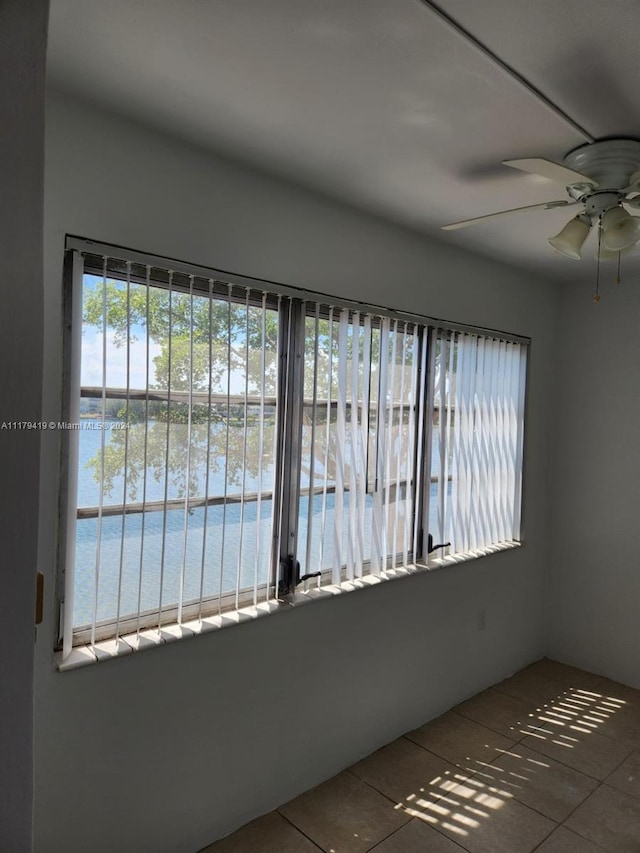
72, 419, 442, 627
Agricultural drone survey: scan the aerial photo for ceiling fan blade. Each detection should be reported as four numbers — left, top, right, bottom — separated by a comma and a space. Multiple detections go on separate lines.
622, 171, 640, 194
441, 200, 576, 231
503, 158, 598, 187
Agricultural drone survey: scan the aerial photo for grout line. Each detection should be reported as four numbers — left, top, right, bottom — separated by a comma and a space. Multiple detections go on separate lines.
345, 765, 487, 853
556, 785, 604, 836
515, 730, 632, 784
275, 808, 326, 851
525, 821, 557, 853
345, 766, 414, 810
601, 747, 637, 780
557, 799, 611, 851
362, 818, 464, 853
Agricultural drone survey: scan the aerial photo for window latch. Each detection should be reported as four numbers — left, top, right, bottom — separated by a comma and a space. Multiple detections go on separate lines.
279, 556, 321, 596
427, 533, 451, 554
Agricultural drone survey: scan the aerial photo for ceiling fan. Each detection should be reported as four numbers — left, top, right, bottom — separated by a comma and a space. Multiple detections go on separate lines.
442, 139, 640, 261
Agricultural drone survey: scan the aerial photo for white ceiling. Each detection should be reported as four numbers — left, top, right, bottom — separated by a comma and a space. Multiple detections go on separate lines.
46, 0, 640, 283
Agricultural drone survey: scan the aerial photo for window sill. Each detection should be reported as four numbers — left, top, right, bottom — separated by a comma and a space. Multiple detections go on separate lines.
55, 540, 521, 672
55, 600, 287, 671
289, 540, 521, 602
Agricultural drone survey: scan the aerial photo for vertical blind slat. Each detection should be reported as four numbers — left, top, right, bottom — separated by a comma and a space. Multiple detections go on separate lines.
333, 309, 349, 584
403, 330, 418, 566
415, 329, 438, 562
443, 332, 456, 548
157, 271, 174, 630
304, 306, 320, 579
347, 314, 359, 581
235, 289, 251, 610
357, 316, 372, 578
318, 307, 334, 574
135, 268, 152, 635
267, 293, 283, 601
217, 285, 233, 613
496, 339, 507, 542
114, 262, 132, 639
413, 329, 429, 564
384, 321, 398, 566
436, 332, 447, 547
391, 324, 407, 569
372, 318, 390, 573
513, 347, 527, 539
177, 276, 195, 624
198, 280, 215, 619
253, 292, 268, 605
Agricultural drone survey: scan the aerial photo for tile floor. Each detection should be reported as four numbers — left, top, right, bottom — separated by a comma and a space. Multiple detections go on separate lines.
201, 659, 640, 852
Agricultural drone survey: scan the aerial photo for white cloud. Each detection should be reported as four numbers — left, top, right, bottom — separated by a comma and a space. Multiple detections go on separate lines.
81, 328, 161, 389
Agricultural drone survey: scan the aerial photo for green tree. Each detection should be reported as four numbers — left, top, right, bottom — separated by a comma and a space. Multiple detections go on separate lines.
82, 278, 415, 505
82, 280, 278, 501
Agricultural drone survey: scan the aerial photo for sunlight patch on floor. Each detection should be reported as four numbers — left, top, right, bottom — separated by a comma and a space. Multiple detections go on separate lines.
397, 681, 628, 845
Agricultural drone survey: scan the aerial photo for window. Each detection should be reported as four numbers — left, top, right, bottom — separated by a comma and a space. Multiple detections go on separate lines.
428, 328, 527, 556
58, 239, 528, 664
294, 308, 425, 583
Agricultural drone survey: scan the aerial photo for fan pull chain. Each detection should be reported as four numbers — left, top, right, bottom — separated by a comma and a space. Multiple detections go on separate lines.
616, 250, 621, 285
594, 217, 602, 303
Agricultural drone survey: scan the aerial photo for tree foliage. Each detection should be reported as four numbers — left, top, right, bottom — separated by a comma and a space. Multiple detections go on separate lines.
81, 278, 415, 504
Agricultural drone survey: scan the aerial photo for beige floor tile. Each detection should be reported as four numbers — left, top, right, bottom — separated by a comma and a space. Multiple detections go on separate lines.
278, 770, 408, 853
369, 818, 469, 852
200, 811, 322, 853
494, 670, 569, 710
590, 701, 640, 748
527, 660, 640, 705
410, 774, 555, 853
565, 784, 640, 852
519, 719, 633, 780
525, 659, 605, 688
525, 662, 640, 733
481, 742, 597, 822
405, 711, 516, 773
606, 749, 640, 799
455, 687, 535, 740
532, 825, 605, 852
520, 673, 638, 763
350, 736, 465, 806
532, 685, 631, 743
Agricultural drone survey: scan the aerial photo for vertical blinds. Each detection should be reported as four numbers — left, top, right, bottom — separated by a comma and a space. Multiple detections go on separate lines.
63, 254, 280, 654
61, 242, 528, 657
428, 328, 527, 556
295, 308, 426, 587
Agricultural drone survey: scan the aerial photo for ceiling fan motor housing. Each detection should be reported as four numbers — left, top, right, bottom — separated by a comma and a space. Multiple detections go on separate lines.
565, 139, 640, 210
583, 192, 622, 218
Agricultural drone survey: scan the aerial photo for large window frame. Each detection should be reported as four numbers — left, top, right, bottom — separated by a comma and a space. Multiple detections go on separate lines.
57, 237, 529, 666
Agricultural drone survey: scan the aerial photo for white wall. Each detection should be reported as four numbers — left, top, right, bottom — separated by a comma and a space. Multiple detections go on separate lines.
548, 276, 640, 687
35, 91, 558, 853
0, 3, 48, 851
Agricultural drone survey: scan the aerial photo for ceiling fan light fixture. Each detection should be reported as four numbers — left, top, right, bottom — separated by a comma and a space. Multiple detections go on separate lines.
547, 215, 591, 260
594, 243, 633, 262
601, 206, 640, 252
